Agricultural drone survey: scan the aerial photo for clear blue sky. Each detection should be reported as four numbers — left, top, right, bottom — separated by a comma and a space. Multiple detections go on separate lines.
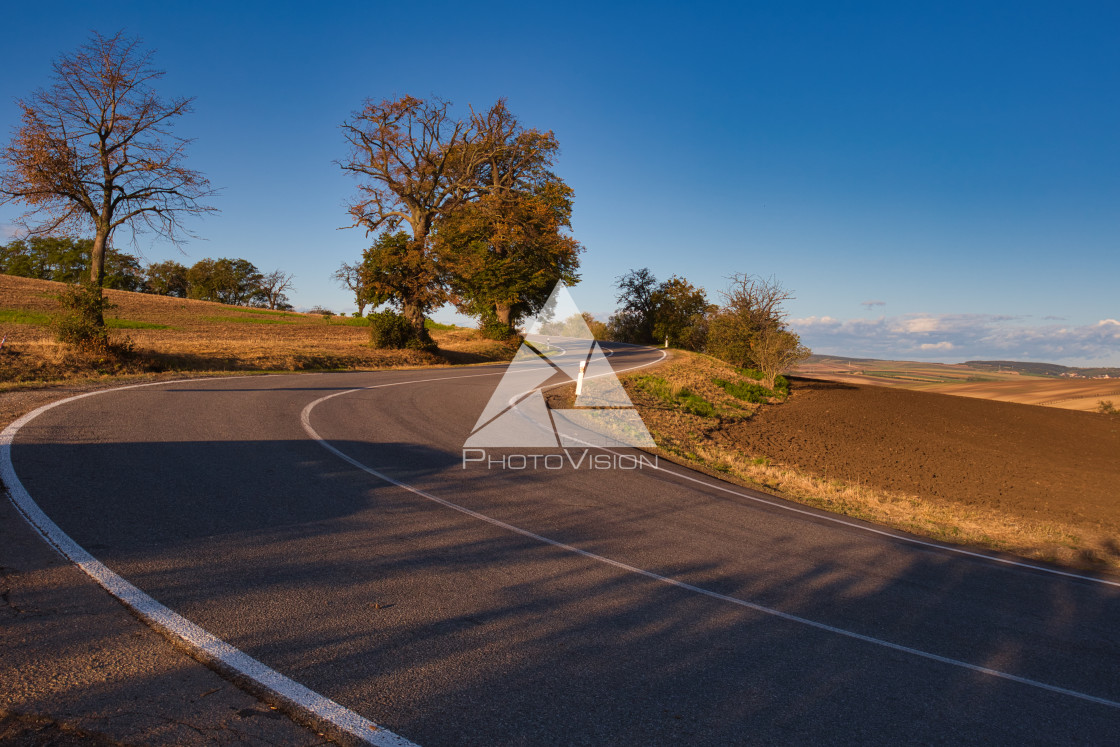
2, 1, 1117, 365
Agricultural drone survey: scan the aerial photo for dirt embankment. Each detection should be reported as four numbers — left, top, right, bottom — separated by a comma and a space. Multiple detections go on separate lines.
729, 378, 1120, 533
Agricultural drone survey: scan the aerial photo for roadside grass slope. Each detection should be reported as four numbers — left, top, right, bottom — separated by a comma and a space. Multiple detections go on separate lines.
0, 274, 513, 387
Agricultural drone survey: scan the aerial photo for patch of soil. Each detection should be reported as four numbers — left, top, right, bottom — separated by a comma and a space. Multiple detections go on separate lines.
724, 378, 1120, 531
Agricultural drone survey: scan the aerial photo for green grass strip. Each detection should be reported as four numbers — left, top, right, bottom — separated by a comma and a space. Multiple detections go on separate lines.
0, 309, 51, 325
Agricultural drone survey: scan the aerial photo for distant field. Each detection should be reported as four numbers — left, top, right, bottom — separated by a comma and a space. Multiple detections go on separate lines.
797, 357, 1120, 411
0, 274, 513, 384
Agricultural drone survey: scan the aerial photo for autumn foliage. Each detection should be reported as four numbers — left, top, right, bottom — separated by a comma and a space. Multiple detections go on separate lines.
340, 96, 582, 342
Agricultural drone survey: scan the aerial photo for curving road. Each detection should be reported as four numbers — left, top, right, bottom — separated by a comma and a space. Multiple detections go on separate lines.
5, 342, 1120, 745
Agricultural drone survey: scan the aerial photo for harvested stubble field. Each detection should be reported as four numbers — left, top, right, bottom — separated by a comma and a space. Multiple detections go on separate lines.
550, 351, 1120, 574
799, 357, 1120, 412
0, 274, 513, 386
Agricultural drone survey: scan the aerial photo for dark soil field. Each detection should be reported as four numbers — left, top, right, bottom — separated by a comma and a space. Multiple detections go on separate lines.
726, 378, 1120, 534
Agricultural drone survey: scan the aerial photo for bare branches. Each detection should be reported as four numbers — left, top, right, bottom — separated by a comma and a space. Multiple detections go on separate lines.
0, 31, 217, 286
717, 273, 796, 329
258, 270, 296, 310
338, 96, 489, 240
708, 274, 809, 386
332, 261, 368, 315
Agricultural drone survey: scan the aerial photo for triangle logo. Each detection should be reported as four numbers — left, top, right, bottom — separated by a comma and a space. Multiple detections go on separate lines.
464, 282, 656, 449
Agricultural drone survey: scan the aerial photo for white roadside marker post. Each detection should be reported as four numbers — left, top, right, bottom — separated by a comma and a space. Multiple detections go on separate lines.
576, 360, 587, 396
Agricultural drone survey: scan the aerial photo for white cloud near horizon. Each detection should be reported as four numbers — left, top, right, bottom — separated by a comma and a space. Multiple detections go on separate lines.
790, 313, 1120, 366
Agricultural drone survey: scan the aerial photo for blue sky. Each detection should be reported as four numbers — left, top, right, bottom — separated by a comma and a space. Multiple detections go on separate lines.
2, 1, 1117, 365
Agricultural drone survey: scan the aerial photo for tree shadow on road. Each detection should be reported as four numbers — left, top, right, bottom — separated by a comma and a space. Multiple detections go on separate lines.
8, 436, 1120, 746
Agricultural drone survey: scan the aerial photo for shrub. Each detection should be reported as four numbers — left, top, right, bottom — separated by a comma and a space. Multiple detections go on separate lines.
714, 377, 773, 403
367, 310, 433, 350
478, 313, 518, 341
368, 309, 413, 348
1098, 400, 1119, 415
715, 370, 789, 402
675, 388, 716, 417
53, 283, 114, 354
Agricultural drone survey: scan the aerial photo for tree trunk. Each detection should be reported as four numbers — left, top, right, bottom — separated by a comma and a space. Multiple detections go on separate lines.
89, 231, 107, 286
401, 301, 429, 343
87, 230, 108, 326
405, 218, 433, 341
494, 303, 512, 327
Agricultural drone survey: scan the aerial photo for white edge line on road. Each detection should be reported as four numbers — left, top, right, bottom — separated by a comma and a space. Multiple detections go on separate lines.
302, 353, 1120, 712
0, 376, 418, 747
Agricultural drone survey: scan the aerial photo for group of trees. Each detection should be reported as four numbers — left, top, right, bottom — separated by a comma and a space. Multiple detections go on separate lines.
337, 96, 581, 346
0, 237, 145, 291
607, 268, 713, 350
0, 31, 583, 346
0, 30, 805, 386
0, 237, 295, 309
607, 268, 810, 389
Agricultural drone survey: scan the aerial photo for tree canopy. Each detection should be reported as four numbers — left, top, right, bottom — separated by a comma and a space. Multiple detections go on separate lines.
358, 231, 447, 329
186, 257, 264, 306
433, 102, 582, 338
340, 96, 486, 339
0, 31, 215, 300
341, 96, 582, 340
0, 236, 144, 290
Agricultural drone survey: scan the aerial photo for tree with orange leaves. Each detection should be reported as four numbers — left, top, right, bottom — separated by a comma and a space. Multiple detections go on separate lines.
340, 96, 581, 341
0, 32, 216, 325
340, 96, 487, 341
432, 102, 582, 338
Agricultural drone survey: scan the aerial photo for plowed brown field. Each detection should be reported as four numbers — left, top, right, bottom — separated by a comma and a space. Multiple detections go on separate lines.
725, 378, 1120, 533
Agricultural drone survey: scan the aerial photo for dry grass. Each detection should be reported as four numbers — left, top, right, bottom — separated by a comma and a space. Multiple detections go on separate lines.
0, 274, 514, 387
552, 350, 1120, 574
679, 444, 1116, 572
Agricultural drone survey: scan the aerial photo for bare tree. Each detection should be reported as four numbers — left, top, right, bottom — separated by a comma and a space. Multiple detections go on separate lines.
707, 274, 808, 385
338, 95, 488, 336
257, 270, 295, 310
718, 274, 795, 331
0, 31, 216, 321
751, 326, 811, 390
332, 261, 368, 316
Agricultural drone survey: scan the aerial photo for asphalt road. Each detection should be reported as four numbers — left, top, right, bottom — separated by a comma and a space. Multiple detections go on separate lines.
6, 342, 1120, 745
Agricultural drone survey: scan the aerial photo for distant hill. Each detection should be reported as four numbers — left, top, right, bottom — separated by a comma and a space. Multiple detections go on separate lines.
965, 361, 1120, 378
804, 355, 1120, 379
805, 354, 886, 364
